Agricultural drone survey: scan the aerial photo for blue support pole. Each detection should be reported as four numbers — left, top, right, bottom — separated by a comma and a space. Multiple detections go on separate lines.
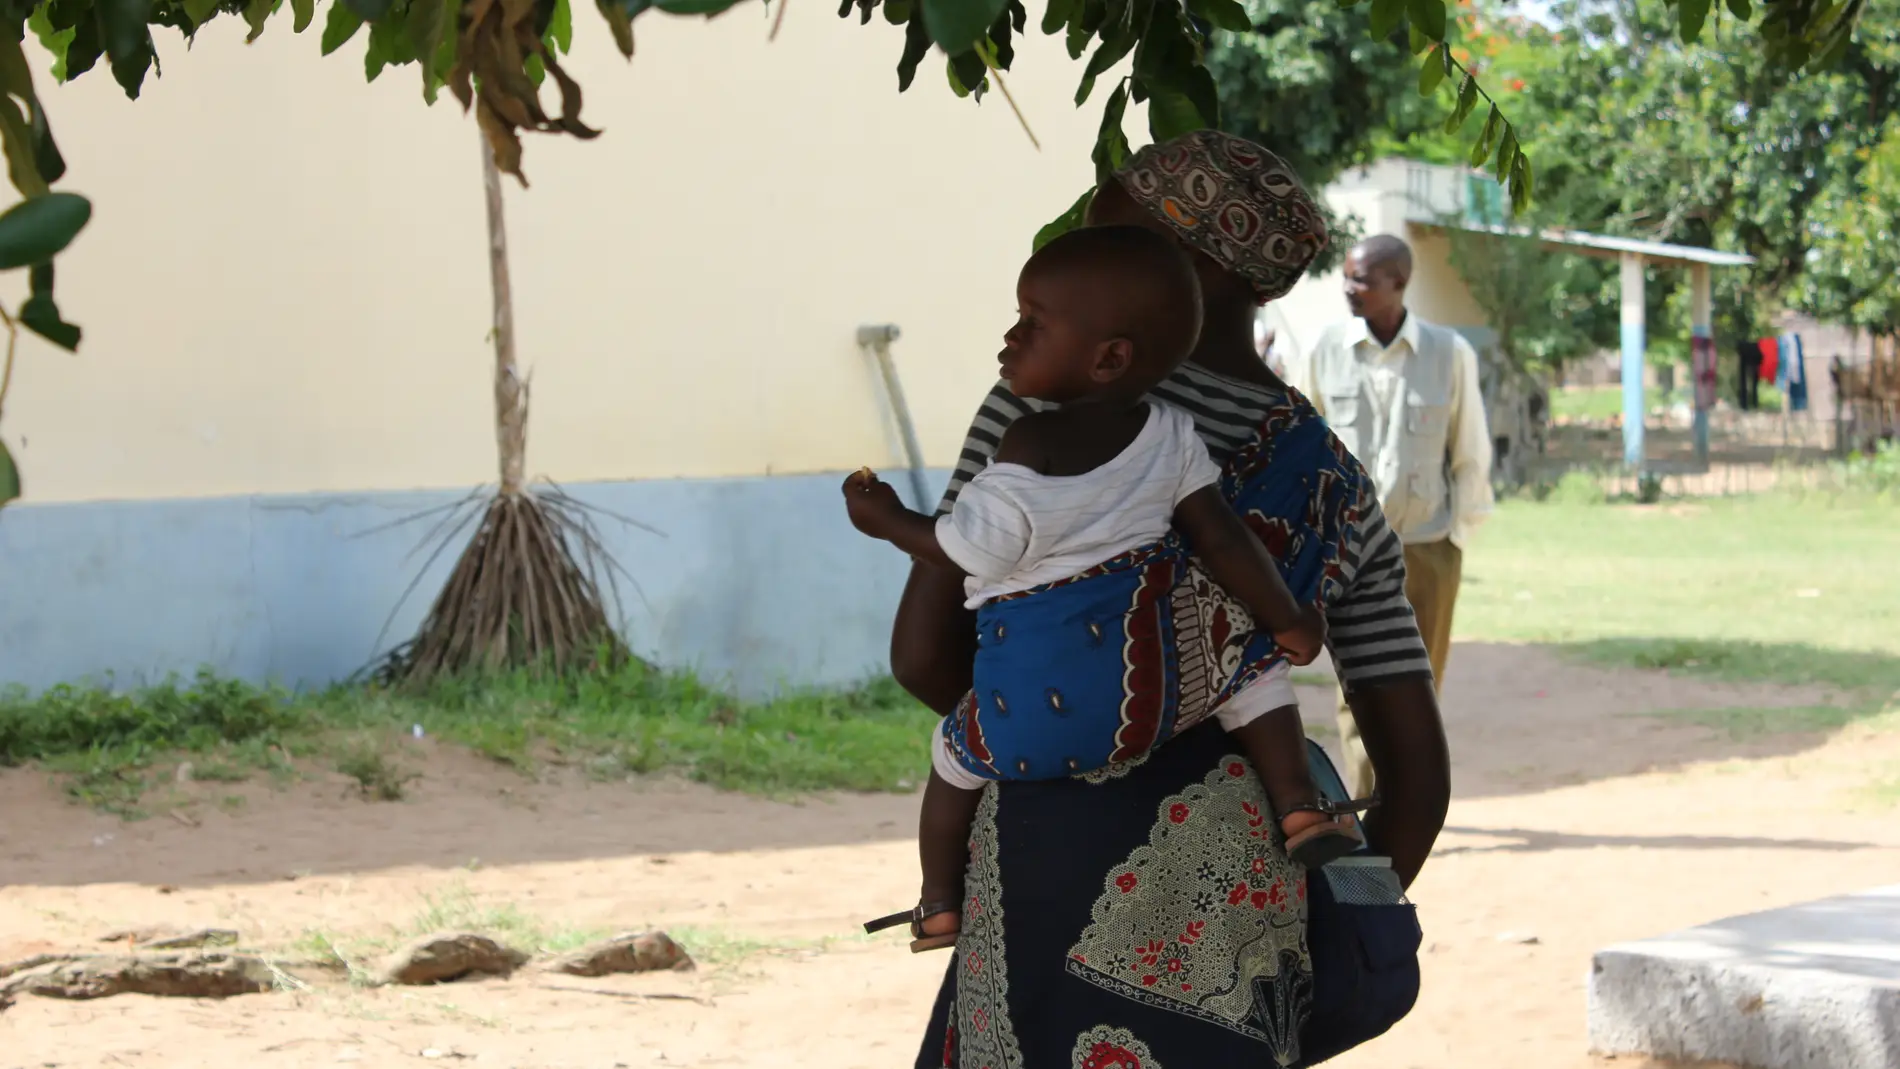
1620, 252, 1646, 469
1690, 263, 1713, 468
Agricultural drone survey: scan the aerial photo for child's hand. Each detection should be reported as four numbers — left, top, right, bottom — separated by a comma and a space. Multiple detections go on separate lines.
842, 468, 907, 537
1276, 604, 1328, 667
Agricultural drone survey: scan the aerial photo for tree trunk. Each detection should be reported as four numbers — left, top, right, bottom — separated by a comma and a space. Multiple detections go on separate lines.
1477, 343, 1548, 492
481, 135, 528, 496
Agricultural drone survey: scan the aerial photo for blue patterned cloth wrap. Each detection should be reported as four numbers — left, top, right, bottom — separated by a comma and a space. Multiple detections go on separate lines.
940, 392, 1367, 786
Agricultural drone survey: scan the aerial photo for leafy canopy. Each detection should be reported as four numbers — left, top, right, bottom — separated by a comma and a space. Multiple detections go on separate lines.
0, 0, 1876, 507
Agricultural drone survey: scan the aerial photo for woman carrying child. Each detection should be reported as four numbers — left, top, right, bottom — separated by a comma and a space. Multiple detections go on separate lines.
873, 131, 1452, 1068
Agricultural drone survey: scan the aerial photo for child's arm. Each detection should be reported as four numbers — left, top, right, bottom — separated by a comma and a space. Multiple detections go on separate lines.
841, 470, 965, 573
1173, 486, 1327, 665
844, 421, 1046, 576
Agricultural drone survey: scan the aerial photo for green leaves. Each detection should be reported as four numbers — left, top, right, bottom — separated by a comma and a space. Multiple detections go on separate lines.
597, 0, 636, 56
1469, 104, 1499, 167
1033, 187, 1094, 251
1091, 77, 1130, 180
291, 0, 318, 32
1444, 71, 1477, 131
0, 192, 90, 270
183, 0, 221, 27
1418, 42, 1446, 95
243, 0, 278, 43
1405, 0, 1443, 40
21, 261, 80, 350
653, 0, 746, 13
1041, 0, 1076, 34
321, 2, 365, 54
896, 7, 931, 88
1147, 82, 1204, 141
1678, 0, 1712, 43
95, 0, 157, 99
922, 0, 1006, 53
1075, 32, 1133, 104
1367, 0, 1402, 39
343, 0, 393, 20
1186, 0, 1250, 33
405, 0, 459, 101
0, 438, 20, 511
1725, 0, 1751, 19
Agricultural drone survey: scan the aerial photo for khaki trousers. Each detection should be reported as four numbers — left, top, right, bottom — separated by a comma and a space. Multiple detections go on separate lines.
1335, 538, 1462, 799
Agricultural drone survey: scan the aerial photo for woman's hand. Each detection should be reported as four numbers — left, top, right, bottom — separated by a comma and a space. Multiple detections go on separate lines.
842, 468, 907, 539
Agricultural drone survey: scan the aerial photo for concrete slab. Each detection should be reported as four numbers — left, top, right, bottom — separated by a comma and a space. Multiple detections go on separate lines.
1589, 884, 1900, 1069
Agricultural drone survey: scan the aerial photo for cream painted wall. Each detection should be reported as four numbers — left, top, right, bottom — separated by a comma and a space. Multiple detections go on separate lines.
5, 10, 1130, 503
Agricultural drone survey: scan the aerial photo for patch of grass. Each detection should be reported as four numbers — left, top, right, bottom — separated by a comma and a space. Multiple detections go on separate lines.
334, 740, 419, 801
1569, 637, 1900, 693
189, 759, 251, 783
0, 671, 303, 764
1549, 385, 1625, 423
44, 743, 159, 819
1645, 704, 1870, 740
343, 668, 935, 796
1461, 496, 1900, 701
661, 926, 800, 968
1862, 767, 1900, 807
3, 662, 933, 815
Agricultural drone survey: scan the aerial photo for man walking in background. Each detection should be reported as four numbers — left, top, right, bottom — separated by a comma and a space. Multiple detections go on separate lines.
1289, 234, 1493, 798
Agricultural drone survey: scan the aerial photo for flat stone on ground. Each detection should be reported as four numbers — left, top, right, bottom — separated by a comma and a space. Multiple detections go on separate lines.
376, 932, 529, 986
549, 930, 695, 976
1589, 883, 1900, 1069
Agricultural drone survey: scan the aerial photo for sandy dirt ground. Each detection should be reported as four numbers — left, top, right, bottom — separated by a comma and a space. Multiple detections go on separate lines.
4, 642, 1898, 1069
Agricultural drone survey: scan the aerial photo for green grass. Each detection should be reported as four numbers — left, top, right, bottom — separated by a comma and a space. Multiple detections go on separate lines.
1460, 494, 1900, 732
1549, 385, 1627, 422
1547, 384, 1698, 423
0, 664, 934, 818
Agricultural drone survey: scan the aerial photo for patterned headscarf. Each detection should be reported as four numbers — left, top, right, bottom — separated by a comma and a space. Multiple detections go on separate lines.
1113, 131, 1328, 303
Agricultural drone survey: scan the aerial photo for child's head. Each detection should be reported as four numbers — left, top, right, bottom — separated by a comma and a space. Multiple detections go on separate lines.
998, 225, 1204, 404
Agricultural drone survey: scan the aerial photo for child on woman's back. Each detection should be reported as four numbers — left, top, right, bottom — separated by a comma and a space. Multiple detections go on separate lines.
844, 226, 1361, 952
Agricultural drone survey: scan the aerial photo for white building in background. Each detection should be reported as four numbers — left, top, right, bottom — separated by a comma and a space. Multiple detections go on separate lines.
0, 16, 1124, 695
1266, 158, 1755, 478
1264, 158, 1502, 362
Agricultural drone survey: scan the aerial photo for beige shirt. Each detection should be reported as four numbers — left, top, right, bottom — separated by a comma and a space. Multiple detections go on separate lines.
1289, 312, 1494, 548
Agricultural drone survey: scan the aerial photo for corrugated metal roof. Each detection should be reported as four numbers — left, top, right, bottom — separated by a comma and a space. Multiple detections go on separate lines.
1421, 220, 1756, 269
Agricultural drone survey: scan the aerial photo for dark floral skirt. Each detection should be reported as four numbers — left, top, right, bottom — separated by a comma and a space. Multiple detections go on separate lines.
914, 722, 1421, 1069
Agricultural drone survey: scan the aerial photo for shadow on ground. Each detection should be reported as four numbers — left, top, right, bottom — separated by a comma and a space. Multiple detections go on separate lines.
3, 642, 1894, 891
1434, 825, 1880, 858
1401, 641, 1896, 804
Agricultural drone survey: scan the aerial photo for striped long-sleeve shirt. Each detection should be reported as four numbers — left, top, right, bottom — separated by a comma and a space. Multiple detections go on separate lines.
937, 363, 1434, 690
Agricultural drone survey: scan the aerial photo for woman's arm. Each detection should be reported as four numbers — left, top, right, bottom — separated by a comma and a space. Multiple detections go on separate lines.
891, 560, 977, 716
1324, 497, 1451, 889
886, 383, 1037, 716
1348, 678, 1450, 888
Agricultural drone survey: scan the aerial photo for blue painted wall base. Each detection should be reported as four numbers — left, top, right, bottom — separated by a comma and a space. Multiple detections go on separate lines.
0, 471, 951, 698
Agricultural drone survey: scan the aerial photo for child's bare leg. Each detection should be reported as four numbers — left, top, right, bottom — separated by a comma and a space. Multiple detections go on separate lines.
1230, 705, 1362, 867
917, 768, 982, 936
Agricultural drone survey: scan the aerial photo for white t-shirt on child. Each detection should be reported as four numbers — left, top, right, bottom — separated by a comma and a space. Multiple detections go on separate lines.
925, 400, 1300, 790
934, 402, 1222, 609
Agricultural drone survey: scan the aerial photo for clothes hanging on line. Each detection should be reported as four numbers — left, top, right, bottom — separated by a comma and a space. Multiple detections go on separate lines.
1692, 336, 1718, 411
1736, 340, 1762, 410
1759, 336, 1780, 384
1781, 333, 1808, 412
